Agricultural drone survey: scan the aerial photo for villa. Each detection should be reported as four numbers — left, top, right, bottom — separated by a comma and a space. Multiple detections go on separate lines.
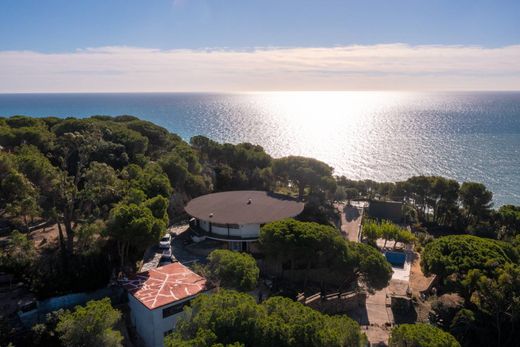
121, 262, 208, 347
185, 190, 304, 252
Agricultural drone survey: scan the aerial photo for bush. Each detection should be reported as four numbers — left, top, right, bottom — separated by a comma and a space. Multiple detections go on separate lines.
166, 289, 366, 347
389, 323, 460, 347
205, 250, 259, 291
56, 298, 122, 347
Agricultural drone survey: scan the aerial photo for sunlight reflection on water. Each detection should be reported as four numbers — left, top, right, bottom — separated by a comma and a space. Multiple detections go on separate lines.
1, 91, 519, 205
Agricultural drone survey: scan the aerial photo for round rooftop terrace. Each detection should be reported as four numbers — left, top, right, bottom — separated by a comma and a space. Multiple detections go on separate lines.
185, 190, 304, 225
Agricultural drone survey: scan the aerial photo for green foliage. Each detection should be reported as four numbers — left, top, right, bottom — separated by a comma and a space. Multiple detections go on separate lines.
81, 161, 122, 217
421, 235, 512, 279
0, 118, 55, 152
273, 156, 335, 199
75, 220, 105, 253
205, 250, 260, 291
463, 263, 520, 346
191, 135, 274, 191
389, 323, 460, 347
449, 309, 478, 346
56, 298, 122, 347
362, 219, 415, 248
260, 219, 392, 291
459, 182, 493, 223
496, 204, 520, 239
337, 175, 464, 228
350, 242, 393, 291
105, 194, 169, 269
0, 230, 36, 272
123, 163, 173, 198
362, 219, 380, 242
165, 290, 366, 347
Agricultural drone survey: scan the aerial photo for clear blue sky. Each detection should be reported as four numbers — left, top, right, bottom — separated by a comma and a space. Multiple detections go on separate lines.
1, 0, 519, 51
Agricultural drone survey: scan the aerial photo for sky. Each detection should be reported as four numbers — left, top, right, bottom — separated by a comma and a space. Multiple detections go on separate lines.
0, 0, 519, 92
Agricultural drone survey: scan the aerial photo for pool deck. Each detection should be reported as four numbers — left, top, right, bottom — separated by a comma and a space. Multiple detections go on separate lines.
388, 251, 412, 282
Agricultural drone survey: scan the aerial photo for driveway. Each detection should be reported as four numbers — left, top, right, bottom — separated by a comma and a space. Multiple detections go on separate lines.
336, 203, 363, 242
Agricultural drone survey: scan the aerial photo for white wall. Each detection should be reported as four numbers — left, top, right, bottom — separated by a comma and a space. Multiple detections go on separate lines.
238, 224, 260, 238
128, 294, 156, 347
198, 219, 260, 239
128, 294, 192, 347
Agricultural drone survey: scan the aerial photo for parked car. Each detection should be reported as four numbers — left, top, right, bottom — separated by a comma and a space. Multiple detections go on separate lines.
161, 247, 172, 259
159, 233, 172, 249
158, 248, 177, 267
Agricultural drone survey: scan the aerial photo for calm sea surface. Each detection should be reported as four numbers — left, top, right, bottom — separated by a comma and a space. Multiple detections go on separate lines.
0, 91, 519, 206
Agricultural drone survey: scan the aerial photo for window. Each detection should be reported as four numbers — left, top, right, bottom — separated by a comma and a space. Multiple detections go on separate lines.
213, 223, 239, 229
162, 302, 186, 318
230, 241, 242, 251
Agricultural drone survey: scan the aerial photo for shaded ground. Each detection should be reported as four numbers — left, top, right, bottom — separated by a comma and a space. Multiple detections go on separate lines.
140, 224, 208, 272
346, 249, 415, 346
335, 203, 362, 242
409, 252, 435, 295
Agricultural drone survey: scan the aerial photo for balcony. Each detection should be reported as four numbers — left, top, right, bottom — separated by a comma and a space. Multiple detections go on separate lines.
189, 224, 258, 242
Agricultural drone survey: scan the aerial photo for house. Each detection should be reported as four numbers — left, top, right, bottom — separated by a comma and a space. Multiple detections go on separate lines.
121, 262, 207, 347
185, 190, 304, 252
367, 200, 403, 223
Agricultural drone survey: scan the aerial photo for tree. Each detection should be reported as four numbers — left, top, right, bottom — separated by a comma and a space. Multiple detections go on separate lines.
350, 242, 393, 291
0, 230, 36, 273
53, 131, 102, 255
205, 250, 259, 291
421, 235, 512, 281
273, 156, 335, 199
465, 264, 520, 346
459, 182, 493, 224
105, 203, 161, 269
259, 219, 392, 291
0, 169, 40, 230
165, 289, 366, 347
362, 219, 412, 249
496, 205, 520, 240
123, 163, 173, 199
362, 219, 380, 243
395, 229, 416, 249
81, 162, 122, 218
56, 298, 122, 347
406, 176, 432, 221
449, 309, 478, 347
431, 177, 460, 226
389, 323, 460, 347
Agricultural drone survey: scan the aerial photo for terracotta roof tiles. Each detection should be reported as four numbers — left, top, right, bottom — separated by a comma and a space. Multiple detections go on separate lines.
121, 262, 206, 310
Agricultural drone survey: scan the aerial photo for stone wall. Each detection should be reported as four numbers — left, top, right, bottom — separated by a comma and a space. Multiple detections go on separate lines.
259, 259, 349, 287
298, 291, 367, 315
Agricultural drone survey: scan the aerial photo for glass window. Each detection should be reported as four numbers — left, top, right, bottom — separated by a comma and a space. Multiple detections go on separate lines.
162, 302, 185, 318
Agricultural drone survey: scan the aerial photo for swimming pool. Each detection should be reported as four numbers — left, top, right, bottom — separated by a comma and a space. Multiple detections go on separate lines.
385, 251, 406, 268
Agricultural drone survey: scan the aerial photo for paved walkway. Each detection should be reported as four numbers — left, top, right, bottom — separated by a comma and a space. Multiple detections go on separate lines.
336, 203, 363, 242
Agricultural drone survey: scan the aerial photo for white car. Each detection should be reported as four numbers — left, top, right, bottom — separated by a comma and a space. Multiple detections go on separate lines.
159, 234, 171, 249
158, 248, 176, 267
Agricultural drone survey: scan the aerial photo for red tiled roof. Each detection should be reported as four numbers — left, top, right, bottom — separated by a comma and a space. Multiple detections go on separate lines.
121, 262, 206, 310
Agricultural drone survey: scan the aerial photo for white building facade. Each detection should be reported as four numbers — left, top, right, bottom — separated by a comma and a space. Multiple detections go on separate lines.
185, 191, 305, 252
121, 262, 207, 347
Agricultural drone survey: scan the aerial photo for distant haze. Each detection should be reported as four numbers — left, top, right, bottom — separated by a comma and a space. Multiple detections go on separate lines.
1, 44, 520, 93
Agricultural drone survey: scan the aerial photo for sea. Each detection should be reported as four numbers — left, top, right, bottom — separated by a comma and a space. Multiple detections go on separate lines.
0, 91, 519, 207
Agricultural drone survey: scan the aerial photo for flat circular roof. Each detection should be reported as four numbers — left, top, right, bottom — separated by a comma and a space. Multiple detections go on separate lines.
185, 190, 304, 225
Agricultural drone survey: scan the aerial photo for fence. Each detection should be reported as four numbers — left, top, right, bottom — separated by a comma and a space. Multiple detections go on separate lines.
18, 286, 126, 327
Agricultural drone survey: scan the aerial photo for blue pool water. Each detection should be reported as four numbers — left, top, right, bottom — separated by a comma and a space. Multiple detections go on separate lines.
385, 251, 406, 268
